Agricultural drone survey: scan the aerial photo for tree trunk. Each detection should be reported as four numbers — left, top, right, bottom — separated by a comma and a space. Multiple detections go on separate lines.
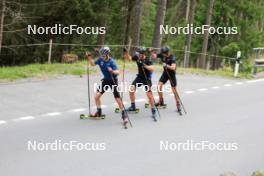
184, 0, 197, 67
97, 1, 109, 46
123, 0, 133, 46
197, 0, 214, 69
96, 18, 106, 46
131, 0, 142, 52
164, 0, 183, 42
152, 0, 167, 49
0, 0, 5, 54
185, 0, 190, 21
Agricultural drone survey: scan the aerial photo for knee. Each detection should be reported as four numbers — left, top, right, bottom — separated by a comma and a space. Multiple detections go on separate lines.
158, 83, 163, 90
95, 93, 101, 101
147, 92, 153, 99
129, 85, 136, 93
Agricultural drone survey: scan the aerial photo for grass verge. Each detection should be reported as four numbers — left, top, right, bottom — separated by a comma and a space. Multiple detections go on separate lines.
0, 59, 259, 82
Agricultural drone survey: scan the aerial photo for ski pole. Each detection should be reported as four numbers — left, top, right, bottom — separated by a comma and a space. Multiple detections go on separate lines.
141, 64, 161, 119
121, 38, 132, 99
164, 67, 187, 114
85, 52, 91, 115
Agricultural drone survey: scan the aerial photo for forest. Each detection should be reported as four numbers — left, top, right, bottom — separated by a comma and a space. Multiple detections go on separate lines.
0, 0, 264, 72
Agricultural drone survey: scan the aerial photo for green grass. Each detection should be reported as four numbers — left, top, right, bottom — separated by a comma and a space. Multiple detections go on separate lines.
0, 61, 92, 81
176, 67, 252, 79
0, 59, 258, 82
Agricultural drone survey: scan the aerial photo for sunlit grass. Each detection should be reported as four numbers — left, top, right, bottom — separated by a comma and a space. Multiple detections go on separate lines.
0, 59, 257, 81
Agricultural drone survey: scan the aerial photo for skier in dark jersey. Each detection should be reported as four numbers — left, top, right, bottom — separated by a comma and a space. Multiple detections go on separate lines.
123, 47, 157, 121
152, 45, 182, 114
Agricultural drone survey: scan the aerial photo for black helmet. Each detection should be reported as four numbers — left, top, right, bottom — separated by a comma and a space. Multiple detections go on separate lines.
161, 45, 170, 54
138, 47, 147, 54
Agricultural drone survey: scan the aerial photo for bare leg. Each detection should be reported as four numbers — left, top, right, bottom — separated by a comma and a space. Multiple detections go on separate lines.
157, 82, 164, 103
95, 92, 102, 107
129, 85, 136, 103
115, 98, 124, 109
171, 86, 180, 106
146, 91, 155, 108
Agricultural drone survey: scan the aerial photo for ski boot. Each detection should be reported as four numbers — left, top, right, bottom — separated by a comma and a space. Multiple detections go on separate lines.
126, 106, 140, 113
154, 101, 167, 109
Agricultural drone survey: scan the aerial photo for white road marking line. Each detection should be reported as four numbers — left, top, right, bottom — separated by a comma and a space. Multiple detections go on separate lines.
135, 98, 146, 102
42, 112, 62, 117
224, 84, 232, 87
12, 116, 35, 122
211, 86, 220, 89
154, 96, 159, 99
184, 90, 194, 94
67, 108, 86, 112
0, 120, 7, 125
20, 116, 35, 120
235, 82, 243, 85
247, 79, 264, 83
198, 88, 208, 92
170, 93, 174, 96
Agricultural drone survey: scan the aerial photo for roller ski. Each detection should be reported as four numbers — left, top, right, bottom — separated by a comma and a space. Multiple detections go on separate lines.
80, 112, 105, 120
145, 102, 167, 109
115, 107, 139, 113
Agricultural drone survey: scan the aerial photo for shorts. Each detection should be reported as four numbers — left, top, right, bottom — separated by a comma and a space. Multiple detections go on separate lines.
131, 76, 152, 92
159, 72, 177, 87
97, 78, 120, 98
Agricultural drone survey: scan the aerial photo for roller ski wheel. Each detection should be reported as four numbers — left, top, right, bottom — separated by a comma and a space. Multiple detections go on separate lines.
145, 103, 167, 109
80, 113, 105, 120
115, 108, 121, 113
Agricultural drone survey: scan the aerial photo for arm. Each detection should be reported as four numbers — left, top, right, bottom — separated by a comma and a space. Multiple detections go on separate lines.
111, 69, 120, 75
144, 64, 155, 72
148, 48, 158, 60
123, 48, 132, 61
85, 52, 96, 66
165, 63, 176, 71
108, 60, 119, 75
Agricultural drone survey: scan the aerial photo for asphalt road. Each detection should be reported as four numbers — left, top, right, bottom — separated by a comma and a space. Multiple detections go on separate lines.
0, 71, 263, 176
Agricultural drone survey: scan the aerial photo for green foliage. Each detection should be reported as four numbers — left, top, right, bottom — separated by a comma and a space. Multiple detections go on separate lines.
1, 0, 264, 76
